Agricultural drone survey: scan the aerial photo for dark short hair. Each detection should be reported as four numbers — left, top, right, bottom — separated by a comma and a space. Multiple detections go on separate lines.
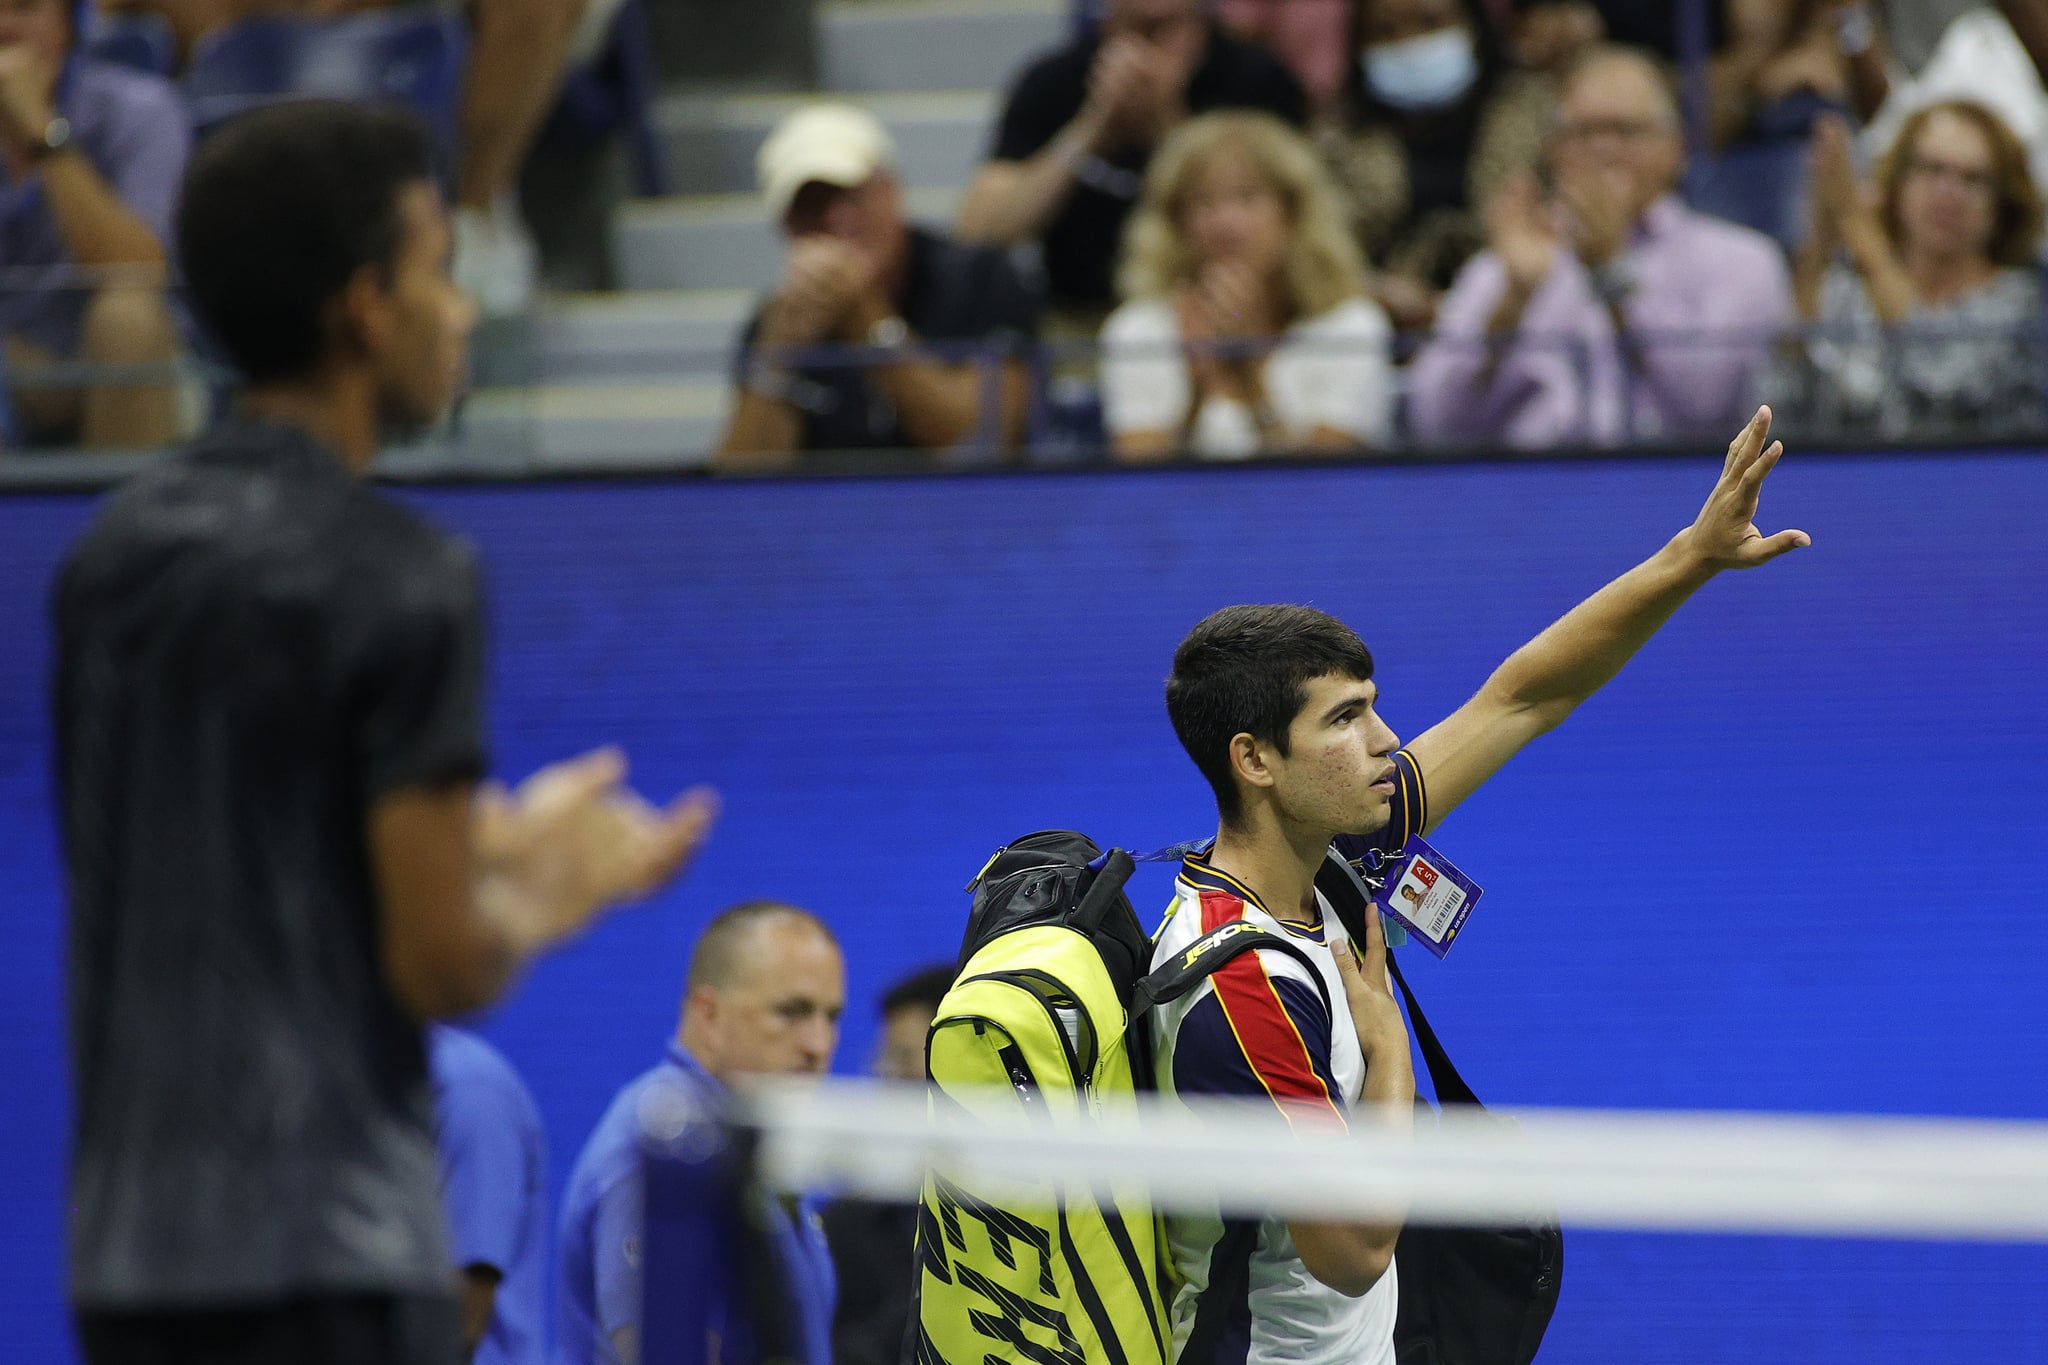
880, 964, 955, 1019
686, 900, 837, 991
1165, 604, 1375, 823
176, 101, 435, 383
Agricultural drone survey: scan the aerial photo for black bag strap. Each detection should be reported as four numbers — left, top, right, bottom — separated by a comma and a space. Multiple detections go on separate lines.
1132, 920, 1333, 1025
1384, 949, 1480, 1109
1137, 920, 1335, 1364
1315, 847, 1482, 1109
1073, 847, 1136, 935
1179, 1218, 1258, 1365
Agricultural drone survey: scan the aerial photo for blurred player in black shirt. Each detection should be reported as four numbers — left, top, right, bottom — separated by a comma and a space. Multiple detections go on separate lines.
53, 101, 717, 1365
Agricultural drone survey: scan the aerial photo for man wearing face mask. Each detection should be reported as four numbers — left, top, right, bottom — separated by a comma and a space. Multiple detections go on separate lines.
958, 0, 1306, 326
717, 103, 1039, 466
1317, 0, 1553, 332
1408, 44, 1792, 450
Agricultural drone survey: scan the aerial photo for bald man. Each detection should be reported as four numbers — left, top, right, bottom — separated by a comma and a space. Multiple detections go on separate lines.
553, 903, 846, 1365
1410, 44, 1792, 450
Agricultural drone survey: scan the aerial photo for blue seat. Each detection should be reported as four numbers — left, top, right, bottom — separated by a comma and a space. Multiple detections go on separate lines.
81, 12, 177, 77
183, 12, 466, 153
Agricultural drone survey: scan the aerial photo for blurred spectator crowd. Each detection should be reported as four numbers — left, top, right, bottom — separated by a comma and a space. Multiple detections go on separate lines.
721, 0, 2048, 466
8, 0, 2048, 461
0, 0, 653, 449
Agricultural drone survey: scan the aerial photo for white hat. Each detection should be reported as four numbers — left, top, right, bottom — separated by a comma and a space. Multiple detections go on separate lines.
756, 104, 898, 223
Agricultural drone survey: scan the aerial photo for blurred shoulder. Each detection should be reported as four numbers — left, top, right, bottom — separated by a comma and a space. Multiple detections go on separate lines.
1103, 296, 1179, 343
1679, 202, 1787, 266
1297, 296, 1390, 341
73, 58, 187, 125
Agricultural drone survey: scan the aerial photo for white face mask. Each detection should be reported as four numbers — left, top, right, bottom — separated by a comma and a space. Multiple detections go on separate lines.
1362, 25, 1479, 112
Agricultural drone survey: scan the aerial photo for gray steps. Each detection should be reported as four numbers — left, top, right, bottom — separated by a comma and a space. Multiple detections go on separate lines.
819, 0, 1065, 93
450, 380, 727, 470
613, 184, 960, 291
660, 89, 996, 197
529, 290, 754, 381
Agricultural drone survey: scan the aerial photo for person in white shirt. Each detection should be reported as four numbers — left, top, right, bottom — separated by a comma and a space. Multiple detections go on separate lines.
1101, 110, 1394, 460
1150, 406, 1810, 1364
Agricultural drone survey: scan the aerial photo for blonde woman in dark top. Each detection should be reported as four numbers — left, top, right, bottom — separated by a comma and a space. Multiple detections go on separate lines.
1101, 112, 1393, 462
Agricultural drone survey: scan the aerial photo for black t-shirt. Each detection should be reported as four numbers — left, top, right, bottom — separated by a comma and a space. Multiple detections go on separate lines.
823, 1198, 919, 1365
991, 23, 1307, 308
55, 417, 487, 1308
1514, 0, 1725, 59
737, 226, 1040, 453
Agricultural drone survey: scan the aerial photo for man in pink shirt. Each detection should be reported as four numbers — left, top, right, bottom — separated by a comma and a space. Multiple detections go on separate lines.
1409, 45, 1792, 449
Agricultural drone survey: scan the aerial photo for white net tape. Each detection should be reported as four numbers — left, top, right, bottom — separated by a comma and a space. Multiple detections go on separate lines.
737, 1080, 2048, 1244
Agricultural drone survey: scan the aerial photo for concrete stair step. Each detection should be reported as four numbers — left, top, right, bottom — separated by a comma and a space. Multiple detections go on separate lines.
525, 290, 753, 381
613, 184, 960, 292
820, 0, 1065, 93
445, 380, 727, 470
660, 88, 996, 197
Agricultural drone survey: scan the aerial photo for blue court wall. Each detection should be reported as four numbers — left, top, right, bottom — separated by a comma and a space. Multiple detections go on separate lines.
3, 451, 2046, 1363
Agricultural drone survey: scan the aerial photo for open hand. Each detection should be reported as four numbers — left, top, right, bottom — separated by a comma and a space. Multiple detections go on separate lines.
758, 237, 877, 348
476, 748, 719, 950
1085, 34, 1159, 144
1198, 260, 1278, 342
1680, 406, 1812, 571
1334, 897, 1409, 1065
1488, 172, 1560, 293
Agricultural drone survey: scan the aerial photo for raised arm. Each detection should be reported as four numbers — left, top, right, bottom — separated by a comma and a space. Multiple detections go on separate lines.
957, 37, 1148, 247
1405, 406, 1809, 828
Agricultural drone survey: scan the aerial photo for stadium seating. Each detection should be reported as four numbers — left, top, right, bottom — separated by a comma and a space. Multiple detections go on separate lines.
500, 0, 1065, 467
183, 12, 466, 150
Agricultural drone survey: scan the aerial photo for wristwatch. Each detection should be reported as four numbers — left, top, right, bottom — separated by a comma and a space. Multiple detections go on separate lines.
866, 314, 910, 350
29, 115, 72, 163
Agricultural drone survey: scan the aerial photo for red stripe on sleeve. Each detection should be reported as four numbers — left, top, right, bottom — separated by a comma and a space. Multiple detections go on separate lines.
1197, 891, 1345, 1126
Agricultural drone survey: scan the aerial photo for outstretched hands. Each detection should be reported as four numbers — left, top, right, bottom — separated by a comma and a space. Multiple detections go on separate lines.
1680, 406, 1812, 572
476, 748, 720, 953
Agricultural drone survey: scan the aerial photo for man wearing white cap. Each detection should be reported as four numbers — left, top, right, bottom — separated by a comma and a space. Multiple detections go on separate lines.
715, 103, 1040, 465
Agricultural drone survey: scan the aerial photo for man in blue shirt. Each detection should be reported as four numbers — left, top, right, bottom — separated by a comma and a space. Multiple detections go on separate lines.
429, 1027, 548, 1365
555, 900, 845, 1365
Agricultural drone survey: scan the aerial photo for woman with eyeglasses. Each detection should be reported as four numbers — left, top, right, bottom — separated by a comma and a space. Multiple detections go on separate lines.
1101, 111, 1393, 461
1779, 101, 2047, 439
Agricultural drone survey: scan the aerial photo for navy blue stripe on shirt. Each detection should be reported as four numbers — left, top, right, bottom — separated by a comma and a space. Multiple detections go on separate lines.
1173, 974, 1341, 1111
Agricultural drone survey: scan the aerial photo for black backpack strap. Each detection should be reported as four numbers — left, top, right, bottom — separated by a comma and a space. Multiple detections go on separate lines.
1178, 1219, 1258, 1365
1384, 946, 1479, 1108
1073, 847, 1136, 935
1135, 921, 1334, 1364
1132, 920, 1333, 1025
1312, 845, 1482, 1108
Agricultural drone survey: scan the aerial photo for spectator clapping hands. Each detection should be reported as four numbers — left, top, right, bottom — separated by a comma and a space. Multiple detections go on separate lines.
1175, 258, 1281, 405
757, 237, 882, 350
